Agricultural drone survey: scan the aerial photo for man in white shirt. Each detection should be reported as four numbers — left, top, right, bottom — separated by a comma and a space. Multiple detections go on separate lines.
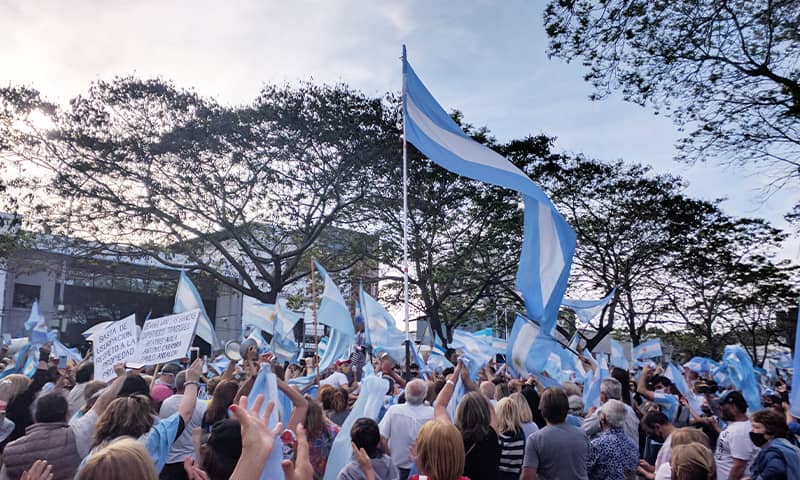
320, 360, 351, 389
379, 379, 433, 480
159, 370, 208, 480
715, 391, 758, 480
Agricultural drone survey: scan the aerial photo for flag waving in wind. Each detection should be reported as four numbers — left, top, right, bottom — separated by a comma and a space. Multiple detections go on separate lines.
174, 271, 220, 350
314, 261, 355, 370
402, 47, 576, 335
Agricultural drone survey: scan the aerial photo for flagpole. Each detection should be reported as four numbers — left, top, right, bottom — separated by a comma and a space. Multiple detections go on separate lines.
310, 258, 320, 385
401, 45, 412, 379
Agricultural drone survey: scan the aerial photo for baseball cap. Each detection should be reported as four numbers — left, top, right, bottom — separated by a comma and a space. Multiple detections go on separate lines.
150, 384, 174, 403
719, 390, 748, 411
335, 359, 351, 367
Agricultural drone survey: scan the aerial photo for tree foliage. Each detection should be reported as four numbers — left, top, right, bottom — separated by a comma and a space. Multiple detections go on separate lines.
0, 78, 396, 304
544, 0, 800, 183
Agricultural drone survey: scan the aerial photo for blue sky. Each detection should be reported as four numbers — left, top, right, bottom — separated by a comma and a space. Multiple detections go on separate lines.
2, 0, 796, 257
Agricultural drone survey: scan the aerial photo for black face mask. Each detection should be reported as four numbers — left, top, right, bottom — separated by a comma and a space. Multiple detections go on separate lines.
749, 432, 768, 447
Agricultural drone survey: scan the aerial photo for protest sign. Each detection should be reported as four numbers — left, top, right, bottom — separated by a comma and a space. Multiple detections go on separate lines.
94, 314, 139, 382
134, 310, 199, 365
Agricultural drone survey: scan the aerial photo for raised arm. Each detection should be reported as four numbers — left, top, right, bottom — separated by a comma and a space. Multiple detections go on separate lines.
90, 366, 127, 415
637, 366, 655, 401
433, 360, 464, 423
178, 358, 203, 424
277, 378, 308, 433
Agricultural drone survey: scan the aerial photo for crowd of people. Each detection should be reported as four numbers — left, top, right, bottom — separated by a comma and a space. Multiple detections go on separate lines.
0, 341, 798, 480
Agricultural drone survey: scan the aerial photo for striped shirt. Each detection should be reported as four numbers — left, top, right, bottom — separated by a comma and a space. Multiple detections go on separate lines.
498, 428, 526, 478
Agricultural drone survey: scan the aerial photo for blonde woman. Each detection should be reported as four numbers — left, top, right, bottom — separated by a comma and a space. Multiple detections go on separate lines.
509, 392, 539, 439
496, 397, 526, 480
670, 443, 715, 480
654, 427, 710, 480
77, 438, 158, 480
409, 419, 467, 480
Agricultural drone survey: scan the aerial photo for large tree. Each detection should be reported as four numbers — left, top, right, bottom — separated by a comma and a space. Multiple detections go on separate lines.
544, 0, 800, 185
0, 78, 396, 304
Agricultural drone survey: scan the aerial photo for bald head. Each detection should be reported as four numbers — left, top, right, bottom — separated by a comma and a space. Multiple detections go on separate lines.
406, 379, 428, 405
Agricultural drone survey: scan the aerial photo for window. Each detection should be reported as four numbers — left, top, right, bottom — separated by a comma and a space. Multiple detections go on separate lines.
12, 283, 41, 308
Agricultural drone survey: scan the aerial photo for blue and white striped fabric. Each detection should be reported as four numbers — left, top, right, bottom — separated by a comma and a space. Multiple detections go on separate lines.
683, 356, 718, 375
174, 271, 220, 350
360, 286, 406, 364
246, 365, 285, 480
314, 261, 354, 371
722, 345, 762, 412
403, 49, 575, 335
23, 299, 43, 331
446, 376, 465, 421
609, 338, 629, 370
792, 305, 800, 418
52, 339, 83, 365
582, 354, 609, 409
323, 365, 389, 480
473, 328, 508, 354
426, 342, 453, 373
0, 342, 32, 379
632, 339, 662, 360
449, 329, 495, 379
665, 363, 689, 396
561, 288, 616, 325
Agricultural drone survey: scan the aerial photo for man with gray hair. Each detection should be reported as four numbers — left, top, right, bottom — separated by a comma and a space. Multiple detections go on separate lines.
586, 399, 639, 479
379, 378, 433, 480
581, 377, 640, 445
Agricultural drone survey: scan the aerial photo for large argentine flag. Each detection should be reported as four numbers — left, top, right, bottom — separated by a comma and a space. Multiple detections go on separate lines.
360, 286, 406, 364
314, 261, 355, 370
403, 48, 575, 334
174, 271, 221, 350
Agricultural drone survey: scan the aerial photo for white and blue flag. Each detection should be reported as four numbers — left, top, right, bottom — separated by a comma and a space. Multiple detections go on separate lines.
403, 48, 575, 335
360, 286, 406, 364
449, 329, 495, 379
609, 338, 629, 370
632, 339, 663, 360
174, 271, 220, 350
314, 261, 354, 370
561, 288, 616, 325
23, 299, 43, 331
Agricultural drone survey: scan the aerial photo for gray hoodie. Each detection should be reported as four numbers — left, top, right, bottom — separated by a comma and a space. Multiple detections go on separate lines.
336, 454, 400, 480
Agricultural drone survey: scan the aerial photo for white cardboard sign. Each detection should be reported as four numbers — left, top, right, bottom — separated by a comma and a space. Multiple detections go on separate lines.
94, 314, 139, 382
134, 310, 199, 365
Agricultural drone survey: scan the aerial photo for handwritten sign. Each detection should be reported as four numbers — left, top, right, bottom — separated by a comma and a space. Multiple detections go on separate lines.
94, 314, 139, 382
134, 310, 199, 365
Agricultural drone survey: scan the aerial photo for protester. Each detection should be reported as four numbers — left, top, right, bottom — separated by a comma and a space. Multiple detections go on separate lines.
66, 361, 93, 418
509, 392, 539, 439
455, 391, 500, 479
337, 418, 399, 480
638, 410, 676, 480
495, 397, 527, 480
158, 370, 208, 480
304, 394, 340, 480
327, 387, 350, 427
670, 443, 715, 480
0, 346, 56, 450
321, 360, 351, 389
585, 399, 639, 480
77, 438, 158, 480
715, 391, 758, 480
379, 379, 433, 480
582, 377, 640, 445
201, 379, 239, 432
521, 387, 590, 480
408, 419, 467, 480
748, 409, 800, 480
653, 427, 711, 480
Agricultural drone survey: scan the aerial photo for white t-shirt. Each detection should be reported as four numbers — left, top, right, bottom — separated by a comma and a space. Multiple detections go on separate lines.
320, 371, 349, 388
715, 420, 758, 480
654, 462, 671, 480
159, 394, 208, 464
378, 402, 434, 469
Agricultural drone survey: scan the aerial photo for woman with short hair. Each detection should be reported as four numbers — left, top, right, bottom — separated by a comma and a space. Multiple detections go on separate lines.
748, 409, 800, 480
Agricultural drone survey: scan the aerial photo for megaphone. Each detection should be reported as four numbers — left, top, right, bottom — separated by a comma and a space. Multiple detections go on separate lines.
224, 340, 242, 361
